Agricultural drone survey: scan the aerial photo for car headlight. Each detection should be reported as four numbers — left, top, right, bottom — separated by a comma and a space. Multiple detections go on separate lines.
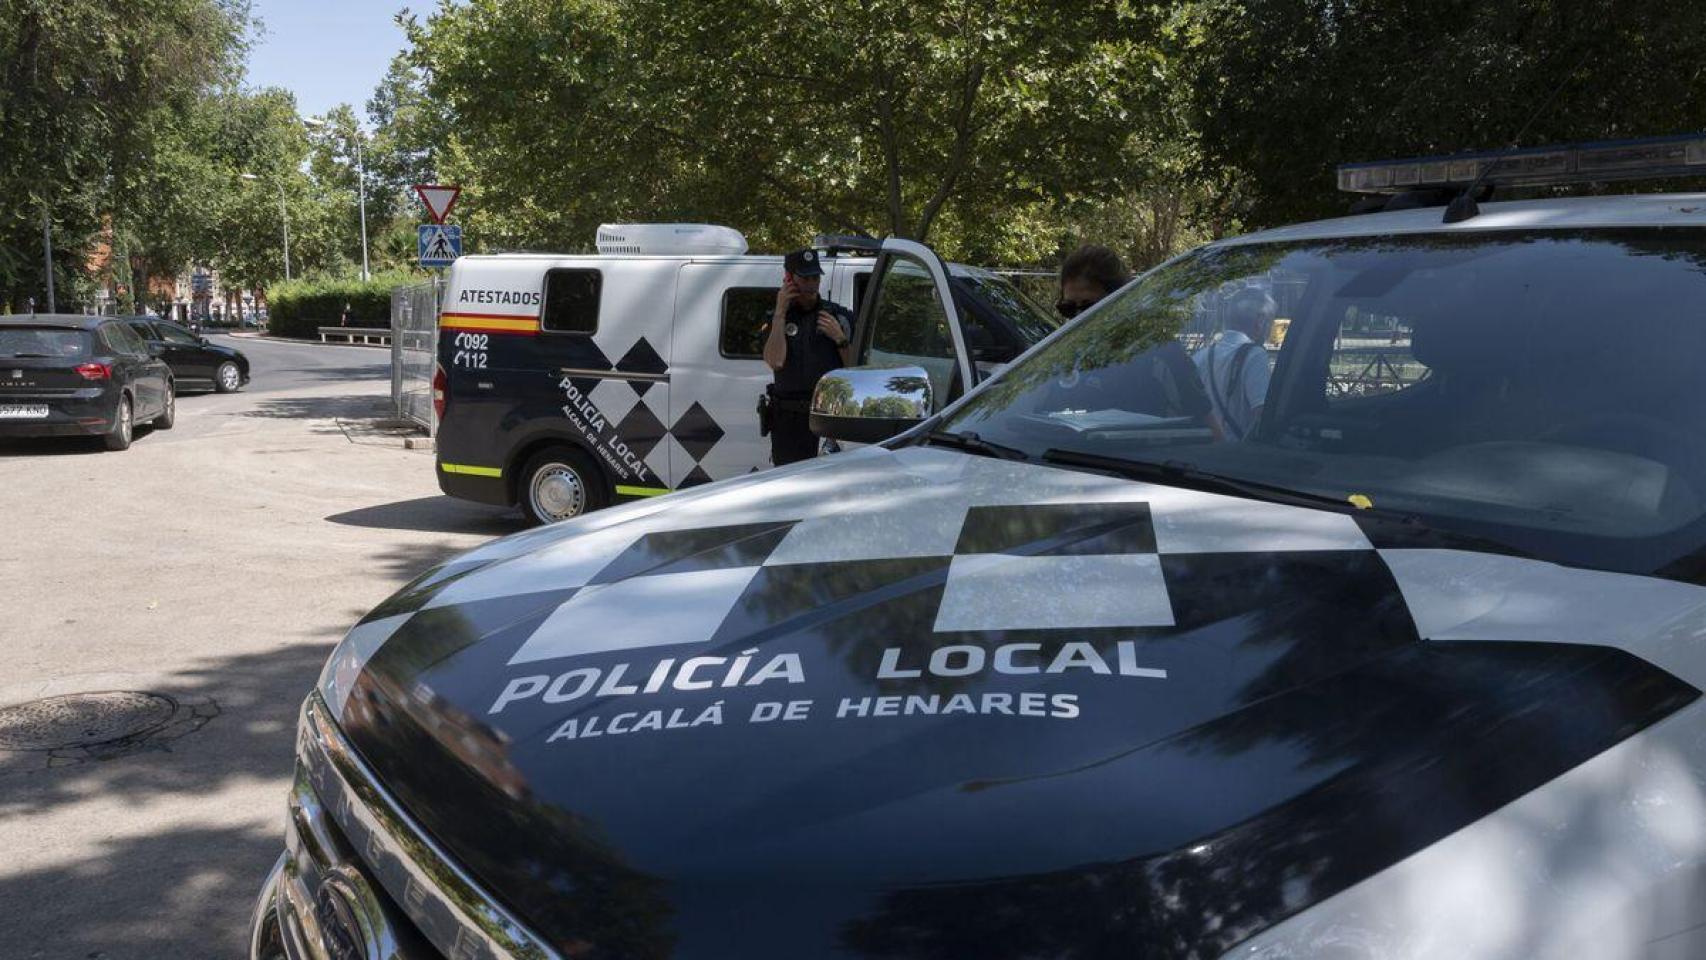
316, 613, 413, 720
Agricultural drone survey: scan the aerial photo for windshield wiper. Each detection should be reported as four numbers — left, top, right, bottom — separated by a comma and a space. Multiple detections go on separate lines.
3, 353, 54, 359
1039, 449, 1364, 512
922, 429, 1032, 461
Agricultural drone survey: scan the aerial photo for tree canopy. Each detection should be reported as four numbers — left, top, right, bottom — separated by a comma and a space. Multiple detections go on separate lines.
7, 0, 1706, 313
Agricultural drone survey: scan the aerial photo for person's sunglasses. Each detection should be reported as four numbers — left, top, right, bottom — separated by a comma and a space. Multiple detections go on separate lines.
1056, 298, 1097, 319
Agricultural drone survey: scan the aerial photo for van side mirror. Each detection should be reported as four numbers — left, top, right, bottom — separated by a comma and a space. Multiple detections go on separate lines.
809, 365, 933, 444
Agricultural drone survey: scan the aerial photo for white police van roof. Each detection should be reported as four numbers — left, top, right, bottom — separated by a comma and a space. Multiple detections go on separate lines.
1220, 192, 1706, 246
449, 249, 999, 279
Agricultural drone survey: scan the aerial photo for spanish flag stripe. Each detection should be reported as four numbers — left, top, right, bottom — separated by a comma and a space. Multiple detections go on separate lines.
440, 313, 540, 335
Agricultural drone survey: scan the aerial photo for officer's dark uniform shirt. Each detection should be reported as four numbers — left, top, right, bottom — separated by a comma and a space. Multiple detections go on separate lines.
772, 299, 855, 397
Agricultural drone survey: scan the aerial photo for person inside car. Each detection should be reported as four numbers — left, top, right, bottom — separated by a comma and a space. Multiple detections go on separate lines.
1194, 286, 1278, 440
1054, 244, 1214, 428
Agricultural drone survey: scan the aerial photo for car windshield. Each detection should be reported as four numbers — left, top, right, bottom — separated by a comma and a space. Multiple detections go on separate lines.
938, 229, 1706, 578
0, 327, 89, 359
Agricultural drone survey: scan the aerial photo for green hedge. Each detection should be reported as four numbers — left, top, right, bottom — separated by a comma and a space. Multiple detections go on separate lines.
265, 272, 420, 339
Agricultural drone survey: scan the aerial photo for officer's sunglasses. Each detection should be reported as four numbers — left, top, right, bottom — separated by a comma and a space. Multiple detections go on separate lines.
1056, 298, 1097, 319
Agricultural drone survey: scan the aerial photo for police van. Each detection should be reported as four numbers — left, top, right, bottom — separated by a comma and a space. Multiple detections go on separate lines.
433, 225, 1057, 523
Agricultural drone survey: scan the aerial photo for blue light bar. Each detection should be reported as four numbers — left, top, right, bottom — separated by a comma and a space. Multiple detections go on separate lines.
1337, 133, 1706, 194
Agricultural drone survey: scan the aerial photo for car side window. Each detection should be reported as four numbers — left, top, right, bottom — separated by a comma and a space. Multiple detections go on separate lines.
866, 257, 962, 404
127, 321, 157, 342
120, 323, 151, 356
158, 324, 200, 346
541, 268, 601, 335
719, 286, 779, 359
98, 324, 136, 357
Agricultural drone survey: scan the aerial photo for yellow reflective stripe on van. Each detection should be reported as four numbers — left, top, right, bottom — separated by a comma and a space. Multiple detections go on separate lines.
439, 313, 540, 335
440, 462, 503, 478
615, 484, 670, 497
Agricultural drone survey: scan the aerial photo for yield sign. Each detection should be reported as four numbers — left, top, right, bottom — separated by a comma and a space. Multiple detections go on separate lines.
413, 184, 461, 224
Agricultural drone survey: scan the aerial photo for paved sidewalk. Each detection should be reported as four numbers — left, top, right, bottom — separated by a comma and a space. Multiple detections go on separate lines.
0, 336, 517, 959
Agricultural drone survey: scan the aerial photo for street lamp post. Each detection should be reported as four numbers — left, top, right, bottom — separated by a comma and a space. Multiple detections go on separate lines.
240, 173, 291, 281
41, 206, 55, 313
355, 135, 370, 282
303, 116, 370, 282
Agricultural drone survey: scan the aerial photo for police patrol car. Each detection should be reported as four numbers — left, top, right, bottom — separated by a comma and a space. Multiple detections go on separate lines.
258, 134, 1706, 960
432, 224, 1057, 524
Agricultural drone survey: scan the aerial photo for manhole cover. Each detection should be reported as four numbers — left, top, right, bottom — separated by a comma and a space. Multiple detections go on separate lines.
0, 691, 179, 751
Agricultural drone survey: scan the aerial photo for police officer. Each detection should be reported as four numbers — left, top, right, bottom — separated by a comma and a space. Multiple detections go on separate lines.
762, 248, 854, 465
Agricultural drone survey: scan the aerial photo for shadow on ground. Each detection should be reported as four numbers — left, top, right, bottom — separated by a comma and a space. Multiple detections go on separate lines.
0, 820, 284, 959
327, 496, 522, 537
0, 534, 485, 957
239, 394, 391, 420
0, 437, 107, 457
0, 425, 170, 458
0, 632, 347, 959
245, 364, 391, 393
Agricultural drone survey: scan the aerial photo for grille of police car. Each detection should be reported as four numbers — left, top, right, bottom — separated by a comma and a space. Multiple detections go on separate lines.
563, 334, 726, 488
272, 694, 562, 960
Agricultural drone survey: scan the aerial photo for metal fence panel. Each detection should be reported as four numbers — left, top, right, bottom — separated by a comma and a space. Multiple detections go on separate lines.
392, 280, 442, 434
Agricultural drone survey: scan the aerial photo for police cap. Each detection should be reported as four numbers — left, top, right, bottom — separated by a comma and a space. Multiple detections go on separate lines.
784, 248, 824, 277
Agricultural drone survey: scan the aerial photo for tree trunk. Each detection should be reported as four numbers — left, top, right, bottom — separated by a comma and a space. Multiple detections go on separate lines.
914, 63, 987, 243
875, 92, 908, 238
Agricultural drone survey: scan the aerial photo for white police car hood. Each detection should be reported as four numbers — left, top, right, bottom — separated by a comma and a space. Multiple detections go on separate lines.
317, 445, 1706, 960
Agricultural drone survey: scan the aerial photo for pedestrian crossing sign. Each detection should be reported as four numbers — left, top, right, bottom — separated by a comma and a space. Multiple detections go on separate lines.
418, 224, 463, 267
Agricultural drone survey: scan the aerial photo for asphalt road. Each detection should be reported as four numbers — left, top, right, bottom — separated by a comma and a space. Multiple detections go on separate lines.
0, 334, 522, 959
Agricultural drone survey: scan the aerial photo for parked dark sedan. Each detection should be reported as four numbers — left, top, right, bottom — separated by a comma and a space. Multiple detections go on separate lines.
122, 316, 249, 393
0, 315, 174, 451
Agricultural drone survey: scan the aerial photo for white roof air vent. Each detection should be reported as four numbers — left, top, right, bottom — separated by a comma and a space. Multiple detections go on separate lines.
595, 223, 749, 256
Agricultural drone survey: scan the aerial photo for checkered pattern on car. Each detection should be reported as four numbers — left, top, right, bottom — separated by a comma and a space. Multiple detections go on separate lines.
571, 335, 725, 489
497, 495, 1377, 667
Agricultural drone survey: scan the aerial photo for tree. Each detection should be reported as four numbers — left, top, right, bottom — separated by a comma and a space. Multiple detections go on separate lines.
0, 0, 252, 311
401, 0, 652, 252
366, 53, 448, 227
635, 0, 1170, 255
1176, 0, 1706, 229
304, 104, 373, 272
400, 0, 1177, 260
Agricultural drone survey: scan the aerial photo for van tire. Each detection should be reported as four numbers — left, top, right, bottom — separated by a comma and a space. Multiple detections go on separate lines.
518, 446, 606, 526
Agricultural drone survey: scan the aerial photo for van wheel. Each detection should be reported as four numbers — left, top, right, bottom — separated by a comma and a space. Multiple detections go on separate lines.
519, 446, 606, 526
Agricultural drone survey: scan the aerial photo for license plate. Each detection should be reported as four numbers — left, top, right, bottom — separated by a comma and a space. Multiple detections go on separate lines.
0, 404, 49, 419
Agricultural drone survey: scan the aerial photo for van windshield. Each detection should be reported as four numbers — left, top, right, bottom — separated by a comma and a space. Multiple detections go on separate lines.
937, 229, 1706, 579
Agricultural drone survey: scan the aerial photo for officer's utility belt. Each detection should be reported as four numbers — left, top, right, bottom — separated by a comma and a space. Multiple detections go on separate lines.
758, 387, 811, 436
765, 385, 813, 413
